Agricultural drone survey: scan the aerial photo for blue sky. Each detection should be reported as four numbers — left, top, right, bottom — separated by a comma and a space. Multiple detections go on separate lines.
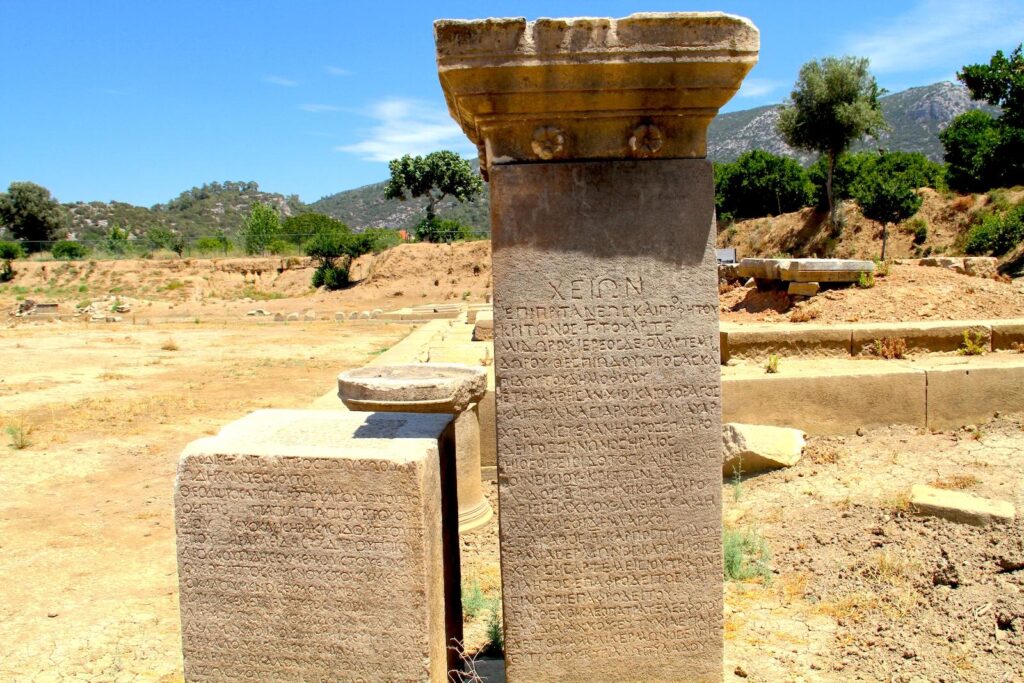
1, 0, 1022, 206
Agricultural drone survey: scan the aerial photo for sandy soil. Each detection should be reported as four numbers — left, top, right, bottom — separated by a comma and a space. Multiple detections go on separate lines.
721, 263, 1024, 324
1, 242, 493, 325
0, 320, 409, 682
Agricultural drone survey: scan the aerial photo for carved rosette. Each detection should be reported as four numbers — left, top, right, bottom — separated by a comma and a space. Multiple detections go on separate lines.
435, 13, 760, 174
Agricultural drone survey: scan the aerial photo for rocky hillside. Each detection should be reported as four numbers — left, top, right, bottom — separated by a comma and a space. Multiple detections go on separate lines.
707, 81, 998, 162
309, 164, 489, 231
65, 181, 305, 241
315, 83, 996, 232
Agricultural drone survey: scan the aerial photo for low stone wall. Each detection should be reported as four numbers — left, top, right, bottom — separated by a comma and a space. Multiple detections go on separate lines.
721, 318, 1024, 363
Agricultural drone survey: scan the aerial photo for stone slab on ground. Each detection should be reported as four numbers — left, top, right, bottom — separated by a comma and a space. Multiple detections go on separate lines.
720, 324, 852, 363
722, 423, 805, 476
472, 311, 493, 341
736, 258, 873, 283
992, 319, 1024, 350
175, 409, 460, 682
910, 484, 1015, 526
787, 282, 820, 297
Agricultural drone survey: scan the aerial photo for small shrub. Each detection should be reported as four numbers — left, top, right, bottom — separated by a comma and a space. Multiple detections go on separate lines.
6, 422, 32, 450
987, 188, 1013, 212
874, 337, 907, 359
874, 259, 891, 277
904, 217, 928, 245
857, 271, 875, 288
311, 263, 349, 290
461, 580, 489, 621
724, 528, 772, 583
484, 603, 504, 656
161, 339, 179, 351
959, 329, 987, 356
964, 205, 1024, 255
0, 241, 25, 260
764, 354, 780, 374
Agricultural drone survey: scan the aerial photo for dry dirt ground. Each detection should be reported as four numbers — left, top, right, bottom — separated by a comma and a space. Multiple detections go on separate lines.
720, 263, 1024, 324
0, 320, 410, 682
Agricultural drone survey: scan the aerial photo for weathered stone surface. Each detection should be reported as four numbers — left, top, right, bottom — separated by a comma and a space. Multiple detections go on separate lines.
722, 422, 805, 476
910, 484, 1015, 526
335, 311, 346, 321
472, 311, 494, 341
273, 313, 285, 322
286, 312, 300, 322
489, 159, 723, 682
435, 13, 758, 173
338, 364, 487, 413
304, 310, 317, 321
787, 282, 820, 297
175, 409, 460, 682
736, 258, 873, 283
992, 319, 1024, 350
349, 311, 360, 320
963, 256, 998, 278
338, 364, 493, 532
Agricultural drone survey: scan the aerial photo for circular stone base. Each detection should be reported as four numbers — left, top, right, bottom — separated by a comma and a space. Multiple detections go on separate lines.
458, 499, 494, 533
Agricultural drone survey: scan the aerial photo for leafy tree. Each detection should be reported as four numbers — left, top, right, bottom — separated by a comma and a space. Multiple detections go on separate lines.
303, 217, 372, 290
714, 150, 813, 220
145, 226, 185, 256
942, 44, 1024, 190
0, 182, 66, 251
360, 227, 402, 253
242, 202, 281, 255
106, 224, 131, 255
282, 212, 341, 244
964, 204, 1024, 255
777, 57, 888, 229
0, 241, 24, 282
807, 151, 878, 209
195, 230, 231, 255
852, 154, 923, 260
51, 240, 89, 260
384, 151, 483, 222
414, 216, 478, 244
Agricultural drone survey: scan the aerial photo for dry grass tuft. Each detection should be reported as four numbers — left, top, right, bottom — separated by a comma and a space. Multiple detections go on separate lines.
160, 339, 180, 352
873, 337, 908, 360
929, 474, 979, 490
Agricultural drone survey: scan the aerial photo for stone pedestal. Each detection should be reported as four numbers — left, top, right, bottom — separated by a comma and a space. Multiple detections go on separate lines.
175, 409, 460, 682
436, 13, 759, 683
338, 364, 494, 533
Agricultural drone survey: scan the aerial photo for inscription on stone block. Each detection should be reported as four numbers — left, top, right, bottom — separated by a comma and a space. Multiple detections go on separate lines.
175, 410, 457, 682
491, 161, 723, 682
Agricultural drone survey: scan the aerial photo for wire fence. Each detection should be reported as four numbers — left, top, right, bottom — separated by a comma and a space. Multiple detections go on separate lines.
0, 229, 491, 261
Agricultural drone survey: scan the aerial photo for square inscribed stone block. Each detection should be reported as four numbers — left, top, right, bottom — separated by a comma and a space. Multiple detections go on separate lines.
175, 409, 458, 682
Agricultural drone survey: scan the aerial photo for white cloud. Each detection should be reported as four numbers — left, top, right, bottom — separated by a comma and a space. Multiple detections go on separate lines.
299, 104, 342, 113
337, 99, 474, 161
325, 65, 351, 76
845, 0, 1024, 74
736, 77, 783, 99
264, 75, 298, 87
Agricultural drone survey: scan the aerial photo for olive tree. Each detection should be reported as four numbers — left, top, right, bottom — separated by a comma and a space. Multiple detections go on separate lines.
383, 150, 483, 223
777, 57, 888, 230
0, 181, 66, 251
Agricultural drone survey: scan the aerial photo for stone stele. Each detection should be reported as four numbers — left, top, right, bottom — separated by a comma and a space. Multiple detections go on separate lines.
436, 13, 758, 683
175, 409, 461, 682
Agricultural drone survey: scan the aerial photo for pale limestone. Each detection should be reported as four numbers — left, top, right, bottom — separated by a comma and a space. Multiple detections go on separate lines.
787, 282, 820, 297
337, 364, 493, 532
721, 423, 805, 476
435, 12, 759, 681
175, 409, 459, 681
910, 484, 1015, 526
472, 311, 493, 341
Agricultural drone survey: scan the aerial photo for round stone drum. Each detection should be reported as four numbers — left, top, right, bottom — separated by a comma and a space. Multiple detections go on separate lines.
337, 364, 493, 533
